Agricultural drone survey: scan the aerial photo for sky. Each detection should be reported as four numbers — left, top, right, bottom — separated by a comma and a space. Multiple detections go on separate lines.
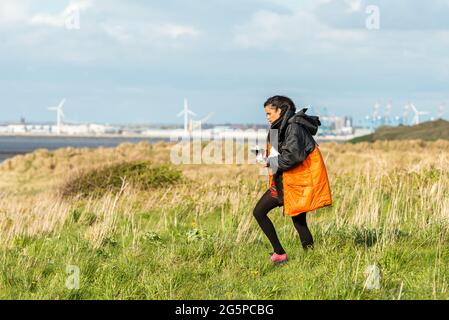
1, 0, 448, 125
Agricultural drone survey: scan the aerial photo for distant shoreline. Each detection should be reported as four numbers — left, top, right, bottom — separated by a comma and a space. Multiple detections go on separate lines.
0, 133, 157, 139
0, 135, 170, 163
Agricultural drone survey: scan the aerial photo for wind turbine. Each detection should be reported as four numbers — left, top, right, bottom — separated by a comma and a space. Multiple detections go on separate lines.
189, 112, 214, 131
48, 98, 66, 134
177, 98, 196, 133
409, 103, 429, 125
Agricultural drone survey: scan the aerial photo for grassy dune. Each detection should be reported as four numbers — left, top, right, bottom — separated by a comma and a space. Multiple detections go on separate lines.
0, 140, 448, 299
349, 119, 449, 143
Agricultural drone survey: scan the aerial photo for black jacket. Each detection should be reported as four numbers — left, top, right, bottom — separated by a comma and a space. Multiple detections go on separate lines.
267, 106, 321, 204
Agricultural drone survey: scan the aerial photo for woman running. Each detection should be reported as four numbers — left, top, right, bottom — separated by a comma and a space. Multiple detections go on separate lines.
253, 95, 332, 265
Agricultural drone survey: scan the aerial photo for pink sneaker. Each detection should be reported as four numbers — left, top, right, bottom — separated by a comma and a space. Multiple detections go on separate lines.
270, 252, 288, 265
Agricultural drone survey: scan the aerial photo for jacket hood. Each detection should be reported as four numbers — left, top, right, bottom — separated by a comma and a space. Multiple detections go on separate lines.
287, 108, 321, 136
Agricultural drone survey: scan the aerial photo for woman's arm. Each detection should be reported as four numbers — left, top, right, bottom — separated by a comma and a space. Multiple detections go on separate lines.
267, 123, 311, 173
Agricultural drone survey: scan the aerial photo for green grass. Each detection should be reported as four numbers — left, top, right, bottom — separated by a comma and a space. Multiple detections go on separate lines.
60, 161, 183, 198
349, 119, 449, 143
1, 199, 448, 300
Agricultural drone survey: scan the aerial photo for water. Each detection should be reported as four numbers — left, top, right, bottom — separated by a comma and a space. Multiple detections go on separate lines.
0, 136, 169, 163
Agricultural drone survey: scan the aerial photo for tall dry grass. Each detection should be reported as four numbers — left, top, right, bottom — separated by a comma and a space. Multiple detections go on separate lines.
0, 139, 448, 247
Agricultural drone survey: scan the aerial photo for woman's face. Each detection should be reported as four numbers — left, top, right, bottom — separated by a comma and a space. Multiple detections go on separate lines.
264, 104, 282, 125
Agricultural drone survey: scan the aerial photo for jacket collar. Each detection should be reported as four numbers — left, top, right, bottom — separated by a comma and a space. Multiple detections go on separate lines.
268, 105, 296, 143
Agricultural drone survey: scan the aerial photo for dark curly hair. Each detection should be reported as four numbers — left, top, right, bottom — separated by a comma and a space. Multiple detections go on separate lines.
263, 95, 296, 116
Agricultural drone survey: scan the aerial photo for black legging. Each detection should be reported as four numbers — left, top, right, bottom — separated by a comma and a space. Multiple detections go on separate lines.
253, 189, 314, 254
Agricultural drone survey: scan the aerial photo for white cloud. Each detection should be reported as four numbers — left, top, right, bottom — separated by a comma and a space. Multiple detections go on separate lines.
3, 0, 199, 41
1, 0, 202, 65
157, 24, 200, 39
29, 0, 92, 28
101, 22, 200, 46
233, 8, 366, 51
0, 1, 30, 25
344, 0, 362, 13
234, 10, 288, 48
101, 24, 133, 44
